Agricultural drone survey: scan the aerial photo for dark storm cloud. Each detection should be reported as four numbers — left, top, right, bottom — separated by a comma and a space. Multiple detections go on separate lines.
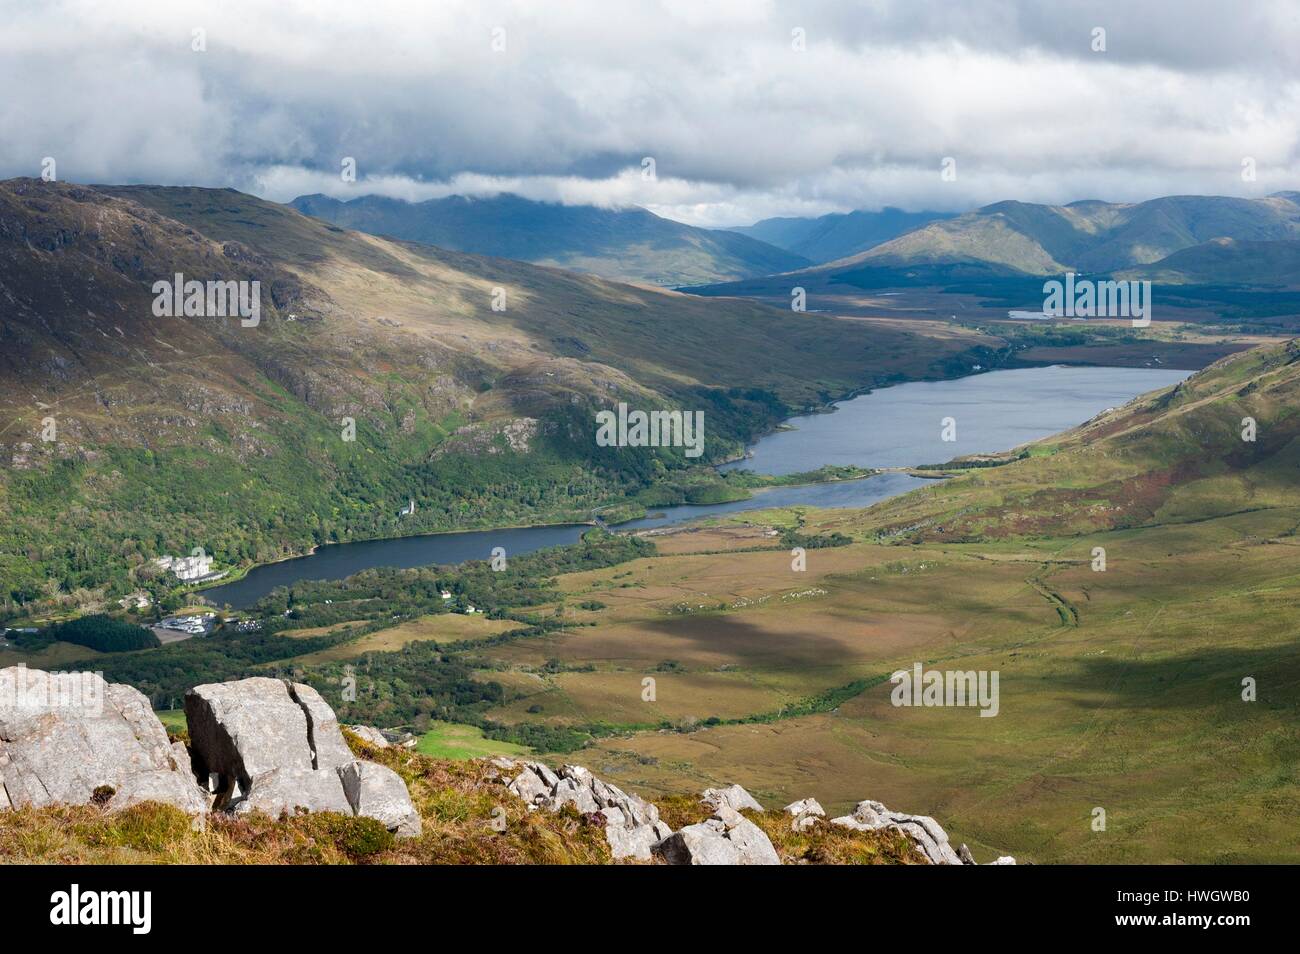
1, 0, 1296, 226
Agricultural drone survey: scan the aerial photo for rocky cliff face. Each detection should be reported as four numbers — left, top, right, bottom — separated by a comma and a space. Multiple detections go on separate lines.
1, 665, 1014, 865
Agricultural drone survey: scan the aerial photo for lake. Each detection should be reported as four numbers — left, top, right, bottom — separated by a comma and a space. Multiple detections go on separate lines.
203, 365, 1187, 606
720, 364, 1189, 475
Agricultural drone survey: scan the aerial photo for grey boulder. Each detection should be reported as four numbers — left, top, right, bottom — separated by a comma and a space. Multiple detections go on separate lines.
186, 676, 419, 836
783, 797, 825, 818
338, 760, 422, 837
702, 783, 764, 813
830, 799, 963, 865
654, 805, 780, 866
0, 667, 207, 815
783, 797, 825, 830
186, 676, 323, 792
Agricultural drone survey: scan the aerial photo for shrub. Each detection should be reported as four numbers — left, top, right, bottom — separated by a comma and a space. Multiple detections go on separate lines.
307, 814, 395, 861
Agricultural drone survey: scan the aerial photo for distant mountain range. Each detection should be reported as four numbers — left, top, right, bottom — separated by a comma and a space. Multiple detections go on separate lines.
688, 193, 1300, 308
827, 193, 1300, 279
290, 193, 809, 287
729, 207, 955, 264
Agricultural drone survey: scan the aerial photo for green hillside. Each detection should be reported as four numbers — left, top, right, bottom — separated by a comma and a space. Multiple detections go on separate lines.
1117, 237, 1300, 287
0, 179, 988, 611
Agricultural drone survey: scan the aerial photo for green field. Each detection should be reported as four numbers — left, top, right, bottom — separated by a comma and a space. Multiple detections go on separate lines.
155, 709, 187, 734
416, 722, 531, 760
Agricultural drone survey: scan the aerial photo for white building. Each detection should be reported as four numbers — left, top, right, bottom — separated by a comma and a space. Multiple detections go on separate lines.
155, 554, 214, 581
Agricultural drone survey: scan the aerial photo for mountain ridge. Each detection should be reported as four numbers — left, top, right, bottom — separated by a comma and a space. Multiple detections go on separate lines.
290, 191, 811, 287
826, 192, 1300, 276
729, 207, 956, 264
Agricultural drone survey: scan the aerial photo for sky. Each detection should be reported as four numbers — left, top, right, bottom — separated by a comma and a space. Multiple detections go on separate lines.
2, 0, 1299, 227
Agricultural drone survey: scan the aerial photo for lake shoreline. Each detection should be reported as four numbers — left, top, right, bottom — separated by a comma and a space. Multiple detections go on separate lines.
198, 362, 1189, 607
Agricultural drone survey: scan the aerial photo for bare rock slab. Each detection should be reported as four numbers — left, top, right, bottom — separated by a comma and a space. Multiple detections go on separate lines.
702, 783, 764, 813
0, 666, 206, 814
831, 799, 965, 865
339, 759, 422, 837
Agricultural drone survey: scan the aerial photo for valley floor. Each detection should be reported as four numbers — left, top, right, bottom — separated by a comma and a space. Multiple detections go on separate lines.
453, 506, 1300, 864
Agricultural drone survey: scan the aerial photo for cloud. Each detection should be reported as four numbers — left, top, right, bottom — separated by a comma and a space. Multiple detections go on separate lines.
2, 0, 1298, 226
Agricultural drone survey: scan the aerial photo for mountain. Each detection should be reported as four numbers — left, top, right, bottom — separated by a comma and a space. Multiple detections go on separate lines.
730, 207, 955, 264
0, 179, 986, 606
289, 192, 810, 287
686, 193, 1300, 323
827, 193, 1300, 276
1117, 237, 1300, 286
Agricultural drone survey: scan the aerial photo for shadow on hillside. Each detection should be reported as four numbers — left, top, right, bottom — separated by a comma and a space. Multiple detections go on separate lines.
638, 612, 852, 669
1046, 641, 1300, 710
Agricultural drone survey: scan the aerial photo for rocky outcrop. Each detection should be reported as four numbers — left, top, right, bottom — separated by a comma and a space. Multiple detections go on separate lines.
655, 803, 781, 865
783, 797, 825, 830
185, 677, 420, 837
495, 762, 1017, 866
830, 799, 970, 865
702, 783, 765, 814
498, 764, 782, 865
0, 666, 207, 814
345, 725, 390, 749
498, 759, 671, 860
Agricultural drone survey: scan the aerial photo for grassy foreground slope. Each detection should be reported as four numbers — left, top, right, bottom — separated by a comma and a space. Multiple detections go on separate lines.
451, 342, 1300, 863
0, 730, 916, 864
